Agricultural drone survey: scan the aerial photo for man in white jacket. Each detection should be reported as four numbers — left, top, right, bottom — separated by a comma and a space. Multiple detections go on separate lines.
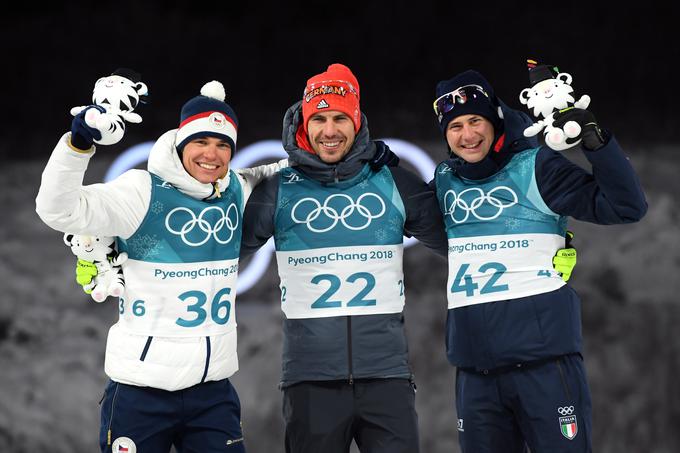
36, 80, 283, 453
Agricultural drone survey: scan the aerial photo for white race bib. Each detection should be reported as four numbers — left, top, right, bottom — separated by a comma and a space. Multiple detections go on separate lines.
447, 233, 565, 309
118, 258, 240, 336
277, 245, 405, 319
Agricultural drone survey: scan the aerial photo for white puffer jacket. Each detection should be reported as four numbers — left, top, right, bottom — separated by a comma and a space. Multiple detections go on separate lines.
36, 130, 285, 390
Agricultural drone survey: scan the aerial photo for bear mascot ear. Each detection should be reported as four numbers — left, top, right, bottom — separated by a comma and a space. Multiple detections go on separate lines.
63, 233, 74, 247
519, 88, 532, 105
556, 72, 572, 86
134, 82, 149, 100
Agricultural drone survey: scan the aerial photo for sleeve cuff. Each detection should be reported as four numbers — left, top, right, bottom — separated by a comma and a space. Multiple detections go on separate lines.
67, 133, 95, 154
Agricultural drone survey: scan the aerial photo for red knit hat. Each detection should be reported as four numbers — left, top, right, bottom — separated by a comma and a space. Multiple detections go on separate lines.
302, 63, 361, 134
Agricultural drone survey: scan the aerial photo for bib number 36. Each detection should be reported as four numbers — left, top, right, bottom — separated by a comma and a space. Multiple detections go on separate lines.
176, 287, 232, 327
451, 262, 508, 297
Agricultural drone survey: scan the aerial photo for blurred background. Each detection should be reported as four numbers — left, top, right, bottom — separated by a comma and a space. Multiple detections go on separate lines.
2, 2, 678, 452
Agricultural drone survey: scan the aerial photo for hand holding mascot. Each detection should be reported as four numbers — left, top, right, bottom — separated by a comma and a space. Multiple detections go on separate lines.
519, 59, 591, 151
70, 68, 148, 146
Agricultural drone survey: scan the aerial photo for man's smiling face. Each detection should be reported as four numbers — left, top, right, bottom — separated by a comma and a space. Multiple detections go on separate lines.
306, 111, 356, 163
445, 114, 495, 163
181, 136, 232, 183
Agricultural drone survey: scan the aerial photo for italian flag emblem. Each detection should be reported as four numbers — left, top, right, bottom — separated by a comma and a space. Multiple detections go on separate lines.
559, 415, 578, 440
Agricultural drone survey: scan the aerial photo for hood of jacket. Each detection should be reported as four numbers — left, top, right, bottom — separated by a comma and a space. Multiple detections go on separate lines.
147, 129, 231, 200
282, 101, 377, 183
447, 99, 538, 180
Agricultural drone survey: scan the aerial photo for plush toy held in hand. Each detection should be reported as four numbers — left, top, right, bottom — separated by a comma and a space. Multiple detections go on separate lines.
70, 68, 148, 145
63, 233, 127, 302
519, 60, 591, 151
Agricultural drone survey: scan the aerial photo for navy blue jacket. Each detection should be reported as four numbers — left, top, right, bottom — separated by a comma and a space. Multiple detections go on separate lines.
242, 102, 447, 386
436, 101, 647, 372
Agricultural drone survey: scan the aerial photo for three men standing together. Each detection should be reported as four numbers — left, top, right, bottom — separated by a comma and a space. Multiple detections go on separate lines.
36, 62, 645, 453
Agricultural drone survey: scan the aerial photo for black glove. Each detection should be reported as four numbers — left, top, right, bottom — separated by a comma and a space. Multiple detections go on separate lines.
70, 105, 105, 150
369, 140, 400, 170
552, 108, 608, 151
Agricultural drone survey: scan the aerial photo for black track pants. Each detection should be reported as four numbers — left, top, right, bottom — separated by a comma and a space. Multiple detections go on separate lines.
283, 378, 419, 453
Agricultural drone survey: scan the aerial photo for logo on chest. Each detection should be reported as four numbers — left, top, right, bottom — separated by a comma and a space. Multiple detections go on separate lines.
283, 173, 305, 184
444, 186, 518, 224
165, 204, 239, 246
291, 193, 386, 233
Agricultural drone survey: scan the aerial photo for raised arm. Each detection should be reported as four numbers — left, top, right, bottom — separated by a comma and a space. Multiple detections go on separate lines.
535, 137, 647, 224
537, 108, 647, 223
35, 133, 149, 238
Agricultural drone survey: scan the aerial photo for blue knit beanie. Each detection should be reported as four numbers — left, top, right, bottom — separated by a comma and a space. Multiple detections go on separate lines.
434, 70, 502, 134
175, 81, 238, 154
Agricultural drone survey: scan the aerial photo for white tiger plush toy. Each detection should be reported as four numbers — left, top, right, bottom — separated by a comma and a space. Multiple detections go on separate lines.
63, 233, 127, 303
519, 60, 591, 151
70, 68, 149, 145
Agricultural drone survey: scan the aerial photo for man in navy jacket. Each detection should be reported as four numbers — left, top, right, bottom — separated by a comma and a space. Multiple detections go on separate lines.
431, 69, 647, 453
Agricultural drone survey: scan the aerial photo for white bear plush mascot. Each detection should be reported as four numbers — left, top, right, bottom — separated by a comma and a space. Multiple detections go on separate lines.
519, 60, 591, 151
70, 68, 148, 145
63, 233, 128, 303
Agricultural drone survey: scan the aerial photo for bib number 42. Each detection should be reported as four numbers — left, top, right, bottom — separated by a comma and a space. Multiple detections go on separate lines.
451, 262, 509, 297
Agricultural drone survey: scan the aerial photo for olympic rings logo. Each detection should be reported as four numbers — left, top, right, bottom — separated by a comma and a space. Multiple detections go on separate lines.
165, 204, 239, 246
443, 186, 518, 224
291, 193, 386, 233
558, 406, 575, 416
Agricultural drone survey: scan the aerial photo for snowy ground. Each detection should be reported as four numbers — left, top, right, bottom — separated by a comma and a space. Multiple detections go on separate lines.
1, 143, 678, 452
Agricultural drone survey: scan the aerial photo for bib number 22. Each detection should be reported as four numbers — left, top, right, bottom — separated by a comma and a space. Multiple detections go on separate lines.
311, 272, 376, 309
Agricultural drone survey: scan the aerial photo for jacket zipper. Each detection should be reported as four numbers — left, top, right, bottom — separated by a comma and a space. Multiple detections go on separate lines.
335, 166, 349, 382
139, 336, 153, 361
201, 337, 212, 383
347, 316, 354, 384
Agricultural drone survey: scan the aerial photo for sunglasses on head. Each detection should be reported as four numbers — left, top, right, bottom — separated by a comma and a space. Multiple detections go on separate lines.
432, 84, 489, 120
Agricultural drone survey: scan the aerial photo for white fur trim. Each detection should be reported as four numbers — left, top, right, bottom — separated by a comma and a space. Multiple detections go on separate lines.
200, 81, 226, 101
